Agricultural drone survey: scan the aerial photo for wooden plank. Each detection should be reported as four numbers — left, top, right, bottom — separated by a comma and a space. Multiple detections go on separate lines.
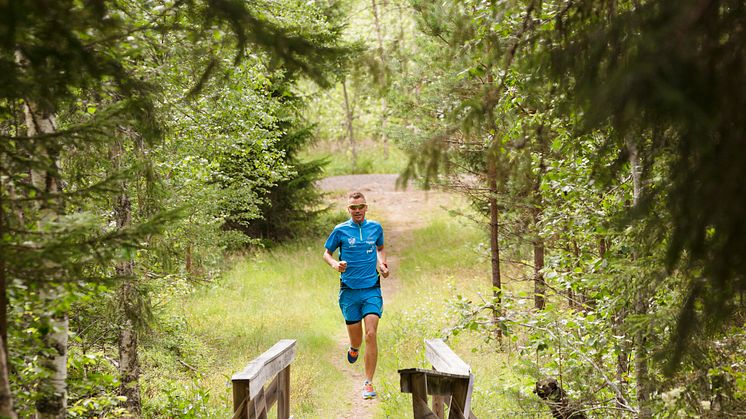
247, 399, 255, 419
277, 366, 291, 419
265, 374, 279, 409
233, 381, 249, 417
232, 339, 297, 399
425, 339, 470, 376
432, 395, 446, 419
411, 371, 438, 419
253, 387, 268, 419
462, 374, 474, 419
231, 396, 248, 419
448, 373, 474, 419
400, 369, 470, 396
400, 368, 469, 380
444, 398, 479, 419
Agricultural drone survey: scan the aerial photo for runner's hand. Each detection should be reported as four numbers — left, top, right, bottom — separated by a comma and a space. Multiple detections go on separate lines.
379, 262, 389, 278
335, 260, 347, 272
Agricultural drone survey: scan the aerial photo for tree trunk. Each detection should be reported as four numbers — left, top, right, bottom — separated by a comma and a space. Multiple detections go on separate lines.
534, 234, 545, 310
397, 3, 408, 78
380, 97, 389, 159
532, 204, 545, 310
342, 79, 357, 169
532, 155, 546, 310
35, 306, 68, 419
626, 137, 651, 418
0, 177, 7, 359
21, 93, 68, 419
185, 240, 193, 275
0, 335, 15, 418
487, 156, 502, 340
112, 140, 141, 416
116, 227, 141, 416
370, 0, 389, 158
118, 285, 140, 416
613, 306, 629, 410
0, 169, 13, 416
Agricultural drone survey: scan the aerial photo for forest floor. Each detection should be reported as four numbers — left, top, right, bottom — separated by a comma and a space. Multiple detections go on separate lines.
318, 174, 454, 418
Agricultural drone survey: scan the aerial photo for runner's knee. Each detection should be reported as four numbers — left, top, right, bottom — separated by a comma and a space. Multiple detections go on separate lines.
365, 328, 377, 342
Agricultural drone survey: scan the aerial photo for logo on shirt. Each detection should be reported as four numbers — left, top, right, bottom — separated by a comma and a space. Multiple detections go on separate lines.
348, 237, 356, 246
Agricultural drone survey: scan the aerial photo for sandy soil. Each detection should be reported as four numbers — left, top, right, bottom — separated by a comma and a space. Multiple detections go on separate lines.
319, 174, 453, 418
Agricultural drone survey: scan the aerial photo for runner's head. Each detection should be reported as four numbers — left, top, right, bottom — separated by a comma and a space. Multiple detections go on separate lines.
347, 191, 367, 223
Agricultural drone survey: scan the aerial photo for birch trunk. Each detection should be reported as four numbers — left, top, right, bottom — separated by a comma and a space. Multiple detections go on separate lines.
342, 79, 357, 169
626, 137, 651, 418
112, 140, 141, 415
370, 0, 389, 158
21, 94, 68, 419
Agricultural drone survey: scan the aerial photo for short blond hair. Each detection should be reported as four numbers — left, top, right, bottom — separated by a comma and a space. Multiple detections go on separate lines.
348, 191, 366, 201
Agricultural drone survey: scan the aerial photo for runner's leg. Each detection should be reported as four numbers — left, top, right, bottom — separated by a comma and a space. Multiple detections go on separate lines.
340, 288, 364, 350
346, 322, 363, 351
363, 314, 379, 381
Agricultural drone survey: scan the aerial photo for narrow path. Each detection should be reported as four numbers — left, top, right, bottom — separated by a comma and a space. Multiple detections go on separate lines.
319, 174, 452, 418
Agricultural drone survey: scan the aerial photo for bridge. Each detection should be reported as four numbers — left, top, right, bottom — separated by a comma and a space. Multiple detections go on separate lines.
230, 338, 477, 419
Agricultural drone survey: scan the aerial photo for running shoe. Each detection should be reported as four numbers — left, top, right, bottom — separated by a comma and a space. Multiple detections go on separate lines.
347, 347, 359, 364
362, 380, 377, 399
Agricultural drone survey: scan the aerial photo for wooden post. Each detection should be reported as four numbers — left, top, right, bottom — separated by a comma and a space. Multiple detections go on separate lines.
277, 366, 290, 419
253, 387, 268, 419
411, 372, 437, 419
432, 394, 445, 418
232, 380, 248, 418
448, 375, 472, 419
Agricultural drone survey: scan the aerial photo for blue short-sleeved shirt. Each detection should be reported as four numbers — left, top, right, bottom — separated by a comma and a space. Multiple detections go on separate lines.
324, 219, 384, 289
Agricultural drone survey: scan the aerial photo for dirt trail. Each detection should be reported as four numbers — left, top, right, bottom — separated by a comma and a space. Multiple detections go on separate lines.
319, 174, 453, 418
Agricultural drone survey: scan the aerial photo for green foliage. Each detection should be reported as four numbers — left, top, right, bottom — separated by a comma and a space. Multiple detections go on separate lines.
1, 0, 352, 416
302, 139, 409, 176
393, 0, 746, 417
543, 0, 746, 357
153, 239, 350, 416
66, 349, 128, 418
302, 0, 417, 165
231, 81, 328, 242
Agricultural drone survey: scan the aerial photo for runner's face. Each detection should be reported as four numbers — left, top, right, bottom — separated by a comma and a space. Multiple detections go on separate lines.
347, 198, 367, 223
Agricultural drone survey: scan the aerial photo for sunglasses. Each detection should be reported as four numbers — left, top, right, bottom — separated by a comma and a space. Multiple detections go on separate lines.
348, 204, 367, 210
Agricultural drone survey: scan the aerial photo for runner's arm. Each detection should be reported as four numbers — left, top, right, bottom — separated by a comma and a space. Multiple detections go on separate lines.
377, 246, 389, 278
324, 249, 346, 272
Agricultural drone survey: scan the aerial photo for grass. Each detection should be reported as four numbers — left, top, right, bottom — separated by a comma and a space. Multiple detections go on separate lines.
162, 241, 350, 416
372, 215, 545, 418
155, 196, 548, 417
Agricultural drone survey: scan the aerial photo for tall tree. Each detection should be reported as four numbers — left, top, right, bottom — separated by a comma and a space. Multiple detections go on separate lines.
545, 0, 746, 358
1, 0, 350, 415
370, 0, 390, 158
342, 77, 358, 169
111, 136, 140, 415
20, 97, 68, 418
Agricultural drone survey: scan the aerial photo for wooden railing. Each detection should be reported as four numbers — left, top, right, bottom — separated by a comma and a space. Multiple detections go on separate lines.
232, 339, 296, 419
398, 339, 477, 419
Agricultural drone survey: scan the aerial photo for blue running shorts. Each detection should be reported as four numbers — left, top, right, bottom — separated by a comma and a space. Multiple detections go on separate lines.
339, 286, 383, 325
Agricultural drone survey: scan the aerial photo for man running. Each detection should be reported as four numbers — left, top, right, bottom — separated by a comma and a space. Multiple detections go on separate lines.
323, 191, 389, 400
